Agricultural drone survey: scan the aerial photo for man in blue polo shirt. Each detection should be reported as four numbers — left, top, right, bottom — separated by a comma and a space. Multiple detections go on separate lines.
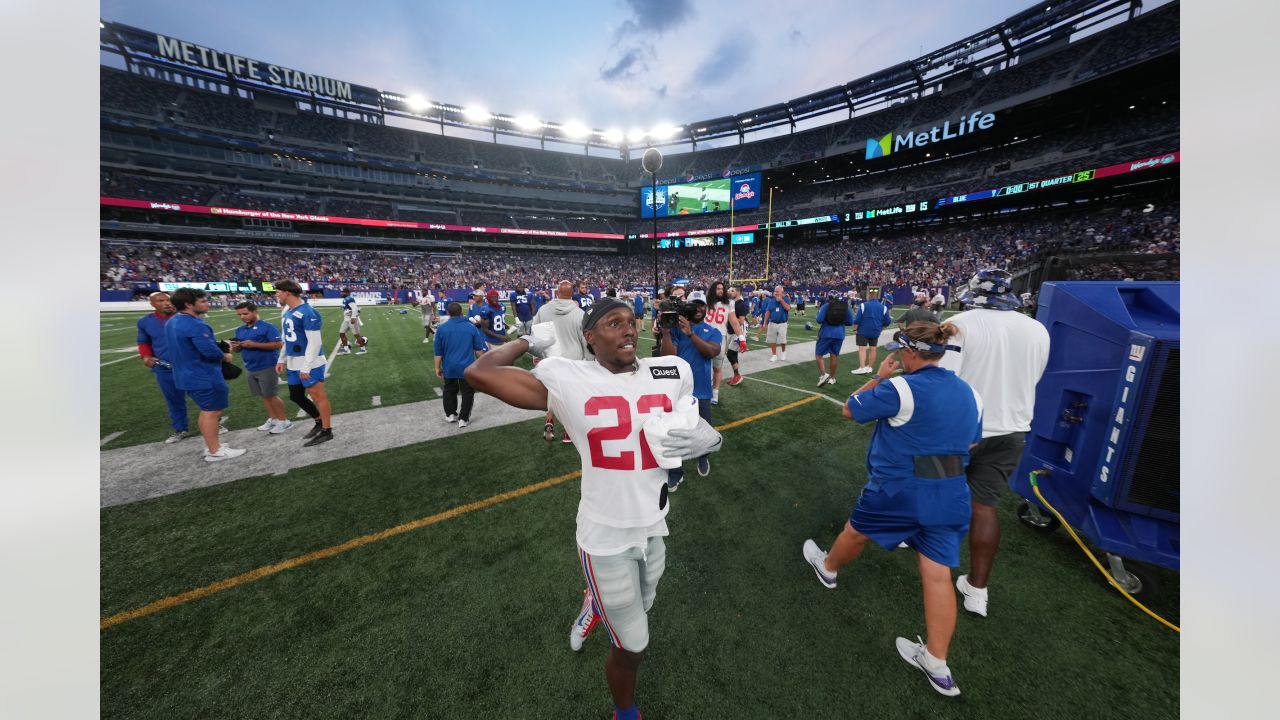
231, 301, 291, 435
803, 321, 980, 698
850, 288, 893, 374
136, 290, 191, 443
757, 285, 791, 362
434, 302, 489, 428
659, 293, 722, 486
164, 288, 245, 461
814, 292, 854, 386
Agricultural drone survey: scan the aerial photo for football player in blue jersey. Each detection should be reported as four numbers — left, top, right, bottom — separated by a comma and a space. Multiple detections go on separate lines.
513, 285, 535, 336
274, 280, 333, 446
573, 281, 595, 311
477, 290, 509, 346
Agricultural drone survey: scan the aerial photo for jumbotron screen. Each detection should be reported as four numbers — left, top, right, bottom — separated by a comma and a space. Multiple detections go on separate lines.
640, 172, 762, 218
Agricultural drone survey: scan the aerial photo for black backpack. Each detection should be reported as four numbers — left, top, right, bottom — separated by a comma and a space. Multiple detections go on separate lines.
824, 299, 849, 325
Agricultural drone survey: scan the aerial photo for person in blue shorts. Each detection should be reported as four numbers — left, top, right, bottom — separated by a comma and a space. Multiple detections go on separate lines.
850, 288, 893, 374
802, 320, 980, 698
814, 292, 854, 386
659, 294, 722, 485
164, 287, 245, 461
274, 280, 334, 446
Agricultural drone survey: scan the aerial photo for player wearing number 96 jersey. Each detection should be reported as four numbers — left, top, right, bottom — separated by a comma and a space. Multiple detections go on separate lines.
465, 297, 722, 720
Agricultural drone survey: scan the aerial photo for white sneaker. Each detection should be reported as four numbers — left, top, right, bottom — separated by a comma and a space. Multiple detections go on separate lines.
422, 338, 431, 343
269, 419, 294, 435
826, 376, 837, 386
218, 423, 228, 434
257, 419, 276, 432
802, 539, 837, 589
339, 346, 351, 354
852, 366, 873, 375
459, 419, 470, 428
204, 446, 246, 462
817, 373, 831, 387
956, 575, 988, 617
357, 347, 367, 354
569, 590, 598, 652
780, 352, 787, 361
770, 355, 778, 363
896, 636, 961, 697
164, 430, 190, 444
445, 414, 458, 423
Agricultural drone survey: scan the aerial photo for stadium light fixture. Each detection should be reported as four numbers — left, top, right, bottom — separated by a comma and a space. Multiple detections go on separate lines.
406, 95, 431, 112
603, 128, 624, 144
513, 115, 542, 131
561, 122, 589, 139
464, 106, 492, 122
650, 124, 680, 140
627, 128, 647, 143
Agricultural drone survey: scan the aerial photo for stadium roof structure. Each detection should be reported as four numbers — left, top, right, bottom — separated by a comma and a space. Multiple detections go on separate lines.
101, 0, 1150, 155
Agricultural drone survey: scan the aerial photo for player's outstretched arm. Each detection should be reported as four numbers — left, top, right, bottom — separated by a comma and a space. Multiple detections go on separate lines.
465, 338, 549, 411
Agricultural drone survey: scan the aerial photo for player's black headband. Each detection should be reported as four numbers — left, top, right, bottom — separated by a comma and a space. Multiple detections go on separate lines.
582, 297, 632, 332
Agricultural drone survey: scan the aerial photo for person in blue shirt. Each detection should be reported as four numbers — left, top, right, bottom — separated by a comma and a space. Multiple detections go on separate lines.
803, 321, 979, 698
631, 290, 646, 334
135, 291, 191, 443
533, 288, 549, 314
659, 295, 722, 486
513, 285, 535, 336
757, 285, 791, 362
434, 286, 450, 319
164, 288, 245, 462
433, 302, 489, 427
474, 290, 509, 347
274, 280, 333, 446
573, 282, 595, 311
230, 301, 290, 435
850, 289, 893, 375
814, 292, 855, 386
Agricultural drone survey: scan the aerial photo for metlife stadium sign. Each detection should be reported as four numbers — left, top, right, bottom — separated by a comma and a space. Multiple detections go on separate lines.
866, 111, 996, 160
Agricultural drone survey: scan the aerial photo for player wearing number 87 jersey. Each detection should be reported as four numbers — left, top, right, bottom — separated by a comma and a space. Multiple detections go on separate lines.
466, 297, 722, 720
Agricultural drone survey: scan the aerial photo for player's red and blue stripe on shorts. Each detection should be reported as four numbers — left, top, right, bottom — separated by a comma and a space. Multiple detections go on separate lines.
579, 549, 622, 649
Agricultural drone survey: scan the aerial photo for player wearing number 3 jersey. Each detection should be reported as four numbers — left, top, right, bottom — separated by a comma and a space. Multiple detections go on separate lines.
466, 297, 723, 720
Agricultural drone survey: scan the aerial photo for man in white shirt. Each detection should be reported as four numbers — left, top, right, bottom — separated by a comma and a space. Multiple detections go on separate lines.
465, 298, 723, 720
939, 270, 1050, 617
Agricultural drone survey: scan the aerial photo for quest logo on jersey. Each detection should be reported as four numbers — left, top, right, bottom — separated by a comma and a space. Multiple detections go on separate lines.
649, 366, 681, 380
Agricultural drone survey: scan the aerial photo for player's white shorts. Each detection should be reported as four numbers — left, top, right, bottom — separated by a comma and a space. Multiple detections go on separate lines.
421, 310, 434, 327
766, 322, 788, 345
712, 335, 727, 369
579, 537, 666, 653
339, 317, 361, 334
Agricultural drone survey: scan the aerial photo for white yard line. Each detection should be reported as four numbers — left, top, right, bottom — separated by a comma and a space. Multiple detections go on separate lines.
742, 376, 845, 406
100, 431, 126, 447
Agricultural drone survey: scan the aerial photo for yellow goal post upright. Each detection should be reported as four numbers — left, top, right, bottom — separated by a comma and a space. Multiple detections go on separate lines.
728, 185, 771, 290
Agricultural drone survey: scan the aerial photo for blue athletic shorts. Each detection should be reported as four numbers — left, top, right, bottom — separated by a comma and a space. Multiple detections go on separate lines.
187, 384, 229, 412
287, 364, 326, 388
849, 477, 971, 567
815, 336, 844, 357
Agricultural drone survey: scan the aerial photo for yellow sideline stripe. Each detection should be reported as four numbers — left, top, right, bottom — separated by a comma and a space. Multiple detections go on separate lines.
100, 394, 822, 631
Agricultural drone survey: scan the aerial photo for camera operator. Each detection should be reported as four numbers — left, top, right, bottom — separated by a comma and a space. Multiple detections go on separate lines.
657, 293, 722, 488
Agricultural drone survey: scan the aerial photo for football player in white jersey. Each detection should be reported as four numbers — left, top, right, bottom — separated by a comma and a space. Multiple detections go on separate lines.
466, 297, 723, 720
703, 281, 747, 405
337, 288, 368, 355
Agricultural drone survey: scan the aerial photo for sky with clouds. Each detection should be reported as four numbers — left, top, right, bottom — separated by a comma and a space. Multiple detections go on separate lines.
101, 0, 1167, 135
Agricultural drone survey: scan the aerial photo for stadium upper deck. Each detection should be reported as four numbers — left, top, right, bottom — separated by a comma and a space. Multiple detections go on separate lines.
99, 0, 1177, 242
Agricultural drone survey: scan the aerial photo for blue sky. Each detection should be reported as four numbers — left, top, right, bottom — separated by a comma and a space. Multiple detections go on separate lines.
100, 0, 1164, 134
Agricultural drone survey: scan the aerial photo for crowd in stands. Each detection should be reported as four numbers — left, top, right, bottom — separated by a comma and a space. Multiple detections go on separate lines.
101, 200, 1178, 294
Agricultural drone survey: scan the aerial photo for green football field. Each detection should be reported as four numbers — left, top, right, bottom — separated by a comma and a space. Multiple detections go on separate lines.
99, 304, 1179, 719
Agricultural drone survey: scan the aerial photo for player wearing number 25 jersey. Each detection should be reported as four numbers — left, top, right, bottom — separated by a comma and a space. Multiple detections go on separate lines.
465, 298, 722, 720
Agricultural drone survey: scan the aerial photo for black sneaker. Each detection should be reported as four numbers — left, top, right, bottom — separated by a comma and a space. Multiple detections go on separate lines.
303, 428, 333, 447
302, 422, 324, 440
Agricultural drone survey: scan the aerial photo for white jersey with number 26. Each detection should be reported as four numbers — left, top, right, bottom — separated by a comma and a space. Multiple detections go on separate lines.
532, 356, 693, 554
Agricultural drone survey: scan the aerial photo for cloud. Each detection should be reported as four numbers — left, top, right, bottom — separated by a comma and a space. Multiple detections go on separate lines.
692, 34, 752, 87
616, 0, 695, 37
600, 46, 648, 82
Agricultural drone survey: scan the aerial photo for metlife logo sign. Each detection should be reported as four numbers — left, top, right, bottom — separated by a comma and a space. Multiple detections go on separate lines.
865, 111, 997, 160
